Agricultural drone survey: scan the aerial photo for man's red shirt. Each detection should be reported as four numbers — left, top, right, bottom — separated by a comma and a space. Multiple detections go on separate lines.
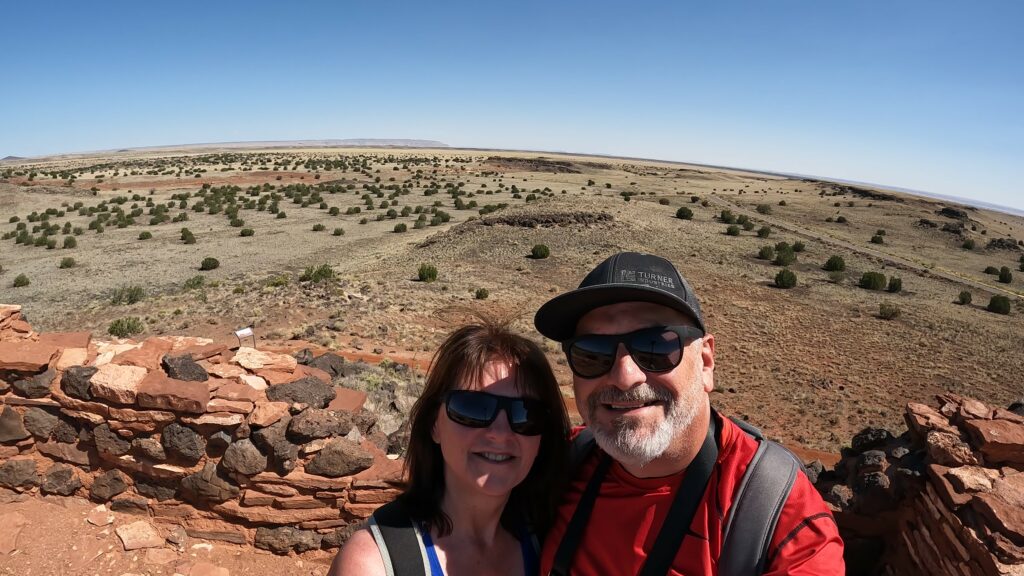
539, 414, 845, 575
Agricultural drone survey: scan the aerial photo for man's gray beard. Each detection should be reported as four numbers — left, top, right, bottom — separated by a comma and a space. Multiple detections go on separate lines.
586, 381, 702, 469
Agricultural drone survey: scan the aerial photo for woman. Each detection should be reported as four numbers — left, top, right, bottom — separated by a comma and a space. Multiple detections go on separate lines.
330, 320, 570, 575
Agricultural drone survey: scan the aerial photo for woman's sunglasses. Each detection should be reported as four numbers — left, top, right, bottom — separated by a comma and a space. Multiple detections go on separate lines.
442, 390, 547, 436
561, 325, 705, 379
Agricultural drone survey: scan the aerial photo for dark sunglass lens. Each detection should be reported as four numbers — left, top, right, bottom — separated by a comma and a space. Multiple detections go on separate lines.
506, 399, 545, 436
447, 392, 497, 427
628, 329, 682, 371
568, 336, 617, 378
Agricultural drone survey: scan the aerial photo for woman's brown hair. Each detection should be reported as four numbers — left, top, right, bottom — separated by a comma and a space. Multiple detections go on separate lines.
400, 319, 570, 537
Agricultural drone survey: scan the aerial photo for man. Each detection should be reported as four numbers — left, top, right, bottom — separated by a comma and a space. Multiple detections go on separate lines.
534, 252, 844, 575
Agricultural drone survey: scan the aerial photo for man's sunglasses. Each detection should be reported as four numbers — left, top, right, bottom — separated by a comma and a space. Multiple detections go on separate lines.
562, 325, 705, 379
442, 390, 547, 436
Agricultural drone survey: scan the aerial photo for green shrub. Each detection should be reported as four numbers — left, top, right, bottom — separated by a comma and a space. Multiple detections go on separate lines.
756, 204, 772, 215
961, 239, 975, 250
870, 234, 884, 244
333, 227, 344, 236
300, 264, 335, 283
418, 263, 438, 282
277, 211, 287, 219
773, 248, 796, 266
531, 244, 550, 259
742, 220, 755, 231
108, 317, 144, 338
827, 270, 845, 284
736, 215, 750, 226
719, 210, 737, 224
13, 273, 29, 287
474, 287, 489, 300
181, 229, 196, 244
230, 218, 244, 227
726, 225, 741, 236
984, 266, 999, 275
878, 303, 901, 320
111, 285, 145, 305
757, 226, 771, 238
887, 277, 902, 293
312, 223, 326, 232
63, 236, 76, 249
240, 228, 255, 237
138, 231, 152, 240
876, 229, 886, 236
859, 272, 887, 291
792, 241, 805, 252
690, 196, 700, 203
183, 275, 205, 290
199, 257, 220, 271
987, 295, 1011, 315
998, 267, 1013, 284
778, 200, 787, 206
675, 207, 693, 220
836, 216, 848, 224
59, 257, 75, 269
757, 246, 775, 260
957, 291, 972, 305
265, 274, 289, 288
774, 269, 797, 289
658, 198, 670, 206
394, 223, 407, 233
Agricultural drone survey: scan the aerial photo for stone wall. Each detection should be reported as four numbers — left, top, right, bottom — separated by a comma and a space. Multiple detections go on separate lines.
819, 393, 1024, 576
0, 304, 406, 555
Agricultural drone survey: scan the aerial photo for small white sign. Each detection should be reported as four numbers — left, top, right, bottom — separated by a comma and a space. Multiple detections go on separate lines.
234, 327, 254, 338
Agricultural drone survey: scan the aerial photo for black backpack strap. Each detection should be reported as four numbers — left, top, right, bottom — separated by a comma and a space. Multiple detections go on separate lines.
550, 452, 613, 576
369, 499, 430, 576
719, 439, 800, 576
569, 428, 596, 472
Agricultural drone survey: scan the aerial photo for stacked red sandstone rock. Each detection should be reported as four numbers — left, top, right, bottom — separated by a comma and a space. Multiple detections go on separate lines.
0, 304, 404, 555
819, 393, 1024, 576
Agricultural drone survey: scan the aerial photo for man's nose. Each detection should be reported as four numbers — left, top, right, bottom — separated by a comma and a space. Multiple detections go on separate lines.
607, 343, 644, 389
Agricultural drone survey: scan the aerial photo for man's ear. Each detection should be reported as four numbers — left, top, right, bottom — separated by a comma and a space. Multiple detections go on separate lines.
699, 334, 715, 393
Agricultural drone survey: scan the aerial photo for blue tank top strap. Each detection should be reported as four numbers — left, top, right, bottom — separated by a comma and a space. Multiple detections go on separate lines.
418, 521, 538, 576
419, 526, 446, 576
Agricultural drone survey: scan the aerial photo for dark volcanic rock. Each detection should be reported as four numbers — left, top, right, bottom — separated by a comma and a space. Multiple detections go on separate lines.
309, 353, 346, 378
941, 221, 965, 235
294, 348, 314, 366
1010, 398, 1024, 417
93, 423, 131, 457
321, 524, 359, 549
287, 409, 354, 443
0, 459, 39, 489
305, 438, 373, 478
50, 419, 79, 444
0, 406, 31, 443
181, 462, 240, 503
387, 420, 411, 457
804, 460, 824, 485
161, 354, 208, 382
220, 438, 267, 476
250, 415, 299, 474
136, 478, 177, 501
41, 464, 82, 496
161, 423, 206, 464
986, 237, 1021, 251
13, 367, 55, 398
917, 218, 938, 228
131, 437, 167, 461
207, 431, 231, 456
110, 495, 150, 515
851, 427, 894, 453
255, 526, 323, 554
265, 377, 336, 408
23, 407, 60, 439
939, 206, 969, 220
90, 469, 130, 501
858, 450, 888, 473
61, 366, 97, 400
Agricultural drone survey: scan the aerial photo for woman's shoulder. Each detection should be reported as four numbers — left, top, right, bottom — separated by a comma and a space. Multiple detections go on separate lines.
328, 528, 387, 576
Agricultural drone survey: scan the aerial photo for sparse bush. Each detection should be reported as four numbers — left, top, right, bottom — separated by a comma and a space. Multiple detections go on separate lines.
878, 303, 901, 320
778, 200, 787, 206
658, 198, 670, 206
240, 228, 255, 237
531, 244, 550, 259
13, 273, 29, 287
774, 269, 797, 289
111, 285, 145, 305
998, 267, 1013, 284
63, 236, 76, 249
792, 241, 805, 252
870, 234, 884, 244
962, 239, 975, 250
957, 291, 972, 305
108, 317, 144, 338
859, 272, 887, 291
719, 210, 737, 224
394, 223, 407, 233
887, 277, 902, 293
59, 257, 75, 269
827, 270, 845, 284
138, 231, 152, 240
773, 247, 796, 266
184, 275, 205, 290
757, 246, 775, 260
181, 228, 196, 244
418, 263, 438, 282
333, 227, 344, 236
726, 225, 741, 236
312, 223, 326, 232
265, 274, 289, 288
987, 295, 1011, 315
199, 257, 220, 271
757, 226, 771, 238
475, 287, 489, 300
690, 195, 700, 203
836, 216, 848, 224
756, 204, 772, 215
300, 264, 335, 283
742, 221, 755, 231
675, 207, 693, 220
277, 211, 287, 219
984, 266, 999, 275
230, 218, 244, 227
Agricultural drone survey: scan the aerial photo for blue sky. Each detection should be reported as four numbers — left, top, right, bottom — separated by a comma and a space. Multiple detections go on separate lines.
2, 1, 1021, 210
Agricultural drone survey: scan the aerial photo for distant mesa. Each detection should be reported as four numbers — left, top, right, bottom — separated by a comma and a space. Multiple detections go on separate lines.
122, 139, 448, 152
2, 155, 25, 161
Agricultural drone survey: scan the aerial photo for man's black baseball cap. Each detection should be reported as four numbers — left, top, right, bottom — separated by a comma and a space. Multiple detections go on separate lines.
534, 251, 706, 341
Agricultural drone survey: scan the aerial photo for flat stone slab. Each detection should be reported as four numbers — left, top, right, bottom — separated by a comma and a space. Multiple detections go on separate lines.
137, 372, 209, 414
0, 341, 59, 372
36, 331, 91, 350
327, 387, 367, 413
90, 363, 148, 404
112, 338, 174, 371
116, 520, 165, 550
232, 347, 297, 372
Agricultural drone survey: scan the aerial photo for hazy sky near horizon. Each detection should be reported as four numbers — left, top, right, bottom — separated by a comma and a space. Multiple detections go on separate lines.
1, 1, 1021, 210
